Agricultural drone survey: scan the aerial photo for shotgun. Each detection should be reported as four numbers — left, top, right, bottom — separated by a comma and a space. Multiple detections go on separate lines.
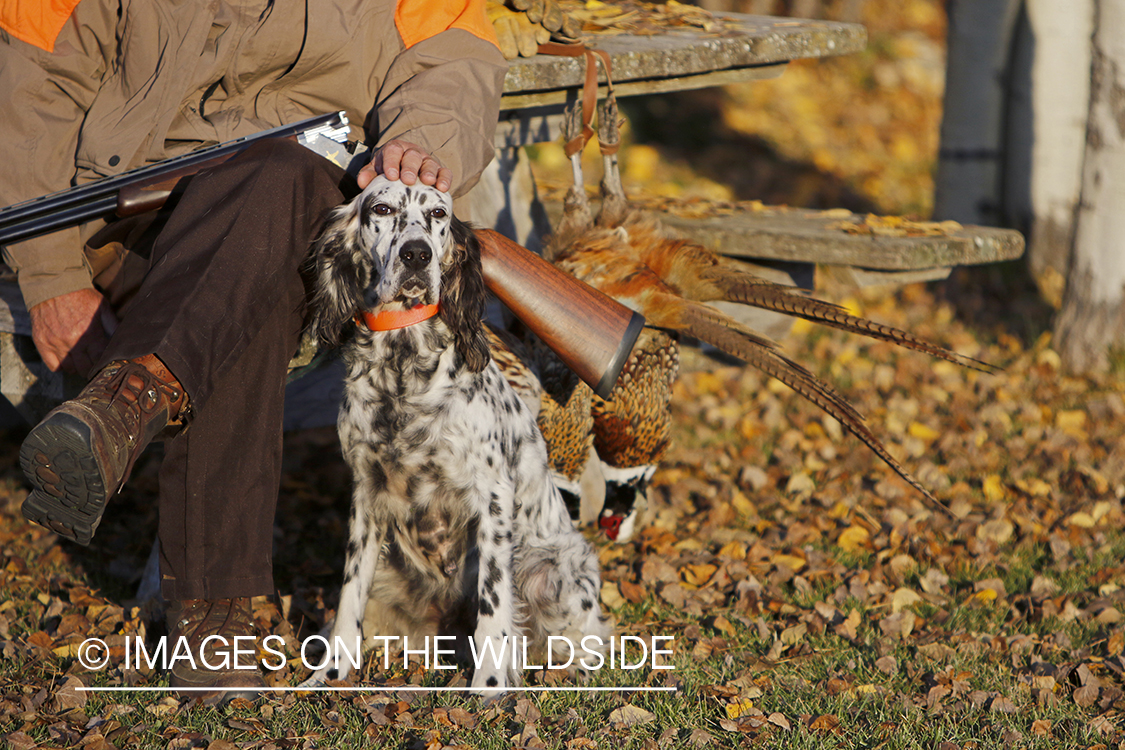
0, 112, 643, 399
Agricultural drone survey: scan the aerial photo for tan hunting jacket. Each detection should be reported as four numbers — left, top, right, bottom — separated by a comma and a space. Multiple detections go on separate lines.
0, 0, 507, 309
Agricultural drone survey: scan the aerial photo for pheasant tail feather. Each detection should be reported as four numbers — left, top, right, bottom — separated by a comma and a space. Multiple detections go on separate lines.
700, 266, 998, 374
668, 301, 951, 516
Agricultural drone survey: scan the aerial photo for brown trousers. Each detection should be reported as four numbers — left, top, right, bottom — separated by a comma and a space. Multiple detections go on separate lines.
95, 138, 351, 600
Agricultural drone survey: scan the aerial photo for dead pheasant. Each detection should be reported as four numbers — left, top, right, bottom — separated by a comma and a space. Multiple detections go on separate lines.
515, 87, 997, 539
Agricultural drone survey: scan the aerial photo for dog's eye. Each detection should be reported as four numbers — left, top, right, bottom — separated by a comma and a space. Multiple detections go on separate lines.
374, 203, 393, 215
430, 208, 447, 219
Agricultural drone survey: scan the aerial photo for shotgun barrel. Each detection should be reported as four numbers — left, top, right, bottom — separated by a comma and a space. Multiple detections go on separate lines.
0, 116, 645, 398
0, 112, 350, 246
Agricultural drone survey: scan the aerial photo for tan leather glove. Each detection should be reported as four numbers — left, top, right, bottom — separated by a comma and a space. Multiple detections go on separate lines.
487, 1, 547, 58
487, 0, 578, 59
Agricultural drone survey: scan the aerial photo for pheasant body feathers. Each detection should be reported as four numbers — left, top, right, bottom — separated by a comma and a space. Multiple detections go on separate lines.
499, 104, 991, 534
544, 209, 994, 519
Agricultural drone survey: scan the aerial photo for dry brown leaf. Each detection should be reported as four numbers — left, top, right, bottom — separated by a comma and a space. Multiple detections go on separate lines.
891, 588, 922, 613
53, 675, 87, 711
989, 696, 1018, 714
516, 698, 542, 724
2, 731, 36, 750
917, 643, 954, 661
809, 714, 841, 733
1090, 714, 1116, 736
835, 609, 861, 640
976, 518, 1013, 544
619, 579, 647, 603
875, 655, 897, 675
710, 615, 736, 636
566, 739, 598, 750
1074, 684, 1099, 707
780, 622, 807, 646
609, 704, 656, 727
687, 728, 713, 747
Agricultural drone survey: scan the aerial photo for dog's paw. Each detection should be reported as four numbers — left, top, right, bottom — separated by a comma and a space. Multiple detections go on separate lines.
297, 672, 328, 689
297, 663, 351, 689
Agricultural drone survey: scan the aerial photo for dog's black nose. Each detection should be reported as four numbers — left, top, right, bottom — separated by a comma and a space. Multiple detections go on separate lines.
399, 240, 432, 270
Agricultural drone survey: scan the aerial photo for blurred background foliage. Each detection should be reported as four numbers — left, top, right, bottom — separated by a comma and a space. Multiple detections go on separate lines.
528, 0, 949, 217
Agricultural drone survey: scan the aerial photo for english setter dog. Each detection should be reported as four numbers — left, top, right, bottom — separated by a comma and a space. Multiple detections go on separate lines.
303, 176, 610, 693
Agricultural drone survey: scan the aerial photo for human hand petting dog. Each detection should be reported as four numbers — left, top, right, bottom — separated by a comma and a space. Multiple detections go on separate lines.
359, 140, 452, 193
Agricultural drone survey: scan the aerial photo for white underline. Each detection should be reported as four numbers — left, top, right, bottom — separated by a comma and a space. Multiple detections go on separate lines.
77, 686, 677, 693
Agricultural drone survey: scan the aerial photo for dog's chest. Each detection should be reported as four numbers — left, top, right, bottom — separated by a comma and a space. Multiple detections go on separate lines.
339, 351, 529, 513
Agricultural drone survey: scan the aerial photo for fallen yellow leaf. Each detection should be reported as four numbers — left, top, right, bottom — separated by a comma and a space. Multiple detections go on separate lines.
1055, 409, 1087, 435
1067, 512, 1096, 528
725, 698, 755, 719
682, 564, 718, 587
908, 422, 940, 441
601, 582, 626, 609
718, 541, 747, 560
973, 588, 998, 603
731, 491, 755, 518
982, 474, 1006, 502
772, 554, 807, 572
837, 525, 871, 553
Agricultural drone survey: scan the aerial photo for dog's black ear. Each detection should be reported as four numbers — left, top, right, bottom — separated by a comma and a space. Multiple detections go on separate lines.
306, 213, 366, 349
441, 217, 491, 373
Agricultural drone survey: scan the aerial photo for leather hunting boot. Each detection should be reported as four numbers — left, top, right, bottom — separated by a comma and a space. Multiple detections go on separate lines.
20, 354, 188, 545
167, 597, 266, 704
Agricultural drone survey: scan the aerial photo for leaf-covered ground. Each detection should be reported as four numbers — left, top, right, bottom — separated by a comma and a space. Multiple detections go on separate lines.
4, 274, 1125, 748
7, 0, 1125, 747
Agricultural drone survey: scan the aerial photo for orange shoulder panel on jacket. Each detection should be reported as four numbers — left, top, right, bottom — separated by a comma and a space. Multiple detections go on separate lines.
0, 0, 84, 52
395, 0, 499, 50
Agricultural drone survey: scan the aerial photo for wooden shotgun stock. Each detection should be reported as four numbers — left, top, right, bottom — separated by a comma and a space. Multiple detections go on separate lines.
475, 229, 644, 399
117, 168, 645, 399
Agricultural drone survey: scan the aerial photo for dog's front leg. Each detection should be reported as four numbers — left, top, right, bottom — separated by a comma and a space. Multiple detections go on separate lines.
469, 477, 519, 695
300, 500, 382, 686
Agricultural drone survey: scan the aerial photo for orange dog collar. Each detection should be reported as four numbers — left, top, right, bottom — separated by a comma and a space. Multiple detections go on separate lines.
355, 303, 440, 331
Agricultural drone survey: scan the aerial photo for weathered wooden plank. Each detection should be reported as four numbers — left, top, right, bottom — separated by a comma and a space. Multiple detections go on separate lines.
502, 14, 866, 97
658, 208, 1025, 270
500, 63, 785, 112
541, 200, 1024, 271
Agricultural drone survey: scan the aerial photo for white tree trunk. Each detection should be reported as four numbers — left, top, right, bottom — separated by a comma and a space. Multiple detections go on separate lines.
1023, 0, 1094, 307
933, 0, 1022, 224
1055, 0, 1125, 373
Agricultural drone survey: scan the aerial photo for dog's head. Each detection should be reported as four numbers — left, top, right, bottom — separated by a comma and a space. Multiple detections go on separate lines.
309, 176, 490, 371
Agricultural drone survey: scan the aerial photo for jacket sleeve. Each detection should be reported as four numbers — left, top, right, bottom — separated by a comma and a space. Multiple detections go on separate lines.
371, 28, 508, 198
0, 2, 117, 310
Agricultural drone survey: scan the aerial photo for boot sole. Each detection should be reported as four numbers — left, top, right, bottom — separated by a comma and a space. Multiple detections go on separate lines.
19, 412, 110, 546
